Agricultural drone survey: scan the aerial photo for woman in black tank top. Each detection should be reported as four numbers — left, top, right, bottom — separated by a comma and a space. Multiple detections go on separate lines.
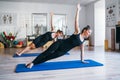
26, 4, 92, 68
15, 13, 63, 56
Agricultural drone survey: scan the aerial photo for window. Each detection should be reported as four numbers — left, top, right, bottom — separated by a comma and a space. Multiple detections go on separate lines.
53, 14, 67, 35
32, 13, 47, 35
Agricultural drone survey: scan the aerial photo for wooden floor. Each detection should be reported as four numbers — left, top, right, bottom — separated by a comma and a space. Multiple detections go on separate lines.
0, 46, 120, 80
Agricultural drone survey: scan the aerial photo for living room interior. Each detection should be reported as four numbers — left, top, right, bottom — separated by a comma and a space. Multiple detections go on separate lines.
0, 0, 120, 80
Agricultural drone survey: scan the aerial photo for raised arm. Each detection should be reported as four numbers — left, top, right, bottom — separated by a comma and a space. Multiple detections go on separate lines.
50, 12, 54, 32
74, 4, 81, 34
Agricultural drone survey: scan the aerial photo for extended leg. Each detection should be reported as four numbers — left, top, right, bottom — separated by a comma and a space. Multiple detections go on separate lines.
16, 43, 35, 56
34, 51, 66, 64
31, 40, 62, 65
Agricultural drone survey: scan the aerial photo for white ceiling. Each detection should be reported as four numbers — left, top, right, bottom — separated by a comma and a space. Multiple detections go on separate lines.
0, 0, 100, 5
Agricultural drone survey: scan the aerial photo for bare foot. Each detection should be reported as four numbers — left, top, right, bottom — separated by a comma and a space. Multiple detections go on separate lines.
15, 51, 22, 56
26, 63, 34, 68
81, 61, 89, 64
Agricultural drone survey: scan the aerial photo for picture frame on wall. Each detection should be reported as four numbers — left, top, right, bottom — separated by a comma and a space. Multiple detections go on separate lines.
0, 13, 17, 26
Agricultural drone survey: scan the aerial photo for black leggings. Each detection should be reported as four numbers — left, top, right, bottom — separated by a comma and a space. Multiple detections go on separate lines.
32, 40, 66, 65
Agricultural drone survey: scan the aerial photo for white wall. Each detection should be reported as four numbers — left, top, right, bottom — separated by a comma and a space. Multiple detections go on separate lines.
79, 6, 87, 31
0, 1, 87, 39
86, 1, 105, 46
94, 0, 105, 46
86, 3, 95, 46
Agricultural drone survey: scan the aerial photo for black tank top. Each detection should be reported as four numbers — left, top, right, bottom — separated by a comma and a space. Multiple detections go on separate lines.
32, 32, 54, 48
58, 33, 84, 52
41, 32, 53, 41
33, 32, 53, 44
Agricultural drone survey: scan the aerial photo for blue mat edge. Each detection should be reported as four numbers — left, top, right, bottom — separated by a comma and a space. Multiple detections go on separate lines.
13, 52, 70, 58
13, 53, 40, 57
15, 59, 103, 73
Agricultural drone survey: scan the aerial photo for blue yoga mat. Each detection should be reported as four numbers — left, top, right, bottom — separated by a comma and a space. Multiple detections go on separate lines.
13, 53, 69, 58
15, 59, 103, 73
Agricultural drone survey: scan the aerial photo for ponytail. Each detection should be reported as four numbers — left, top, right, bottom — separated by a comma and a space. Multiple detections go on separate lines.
81, 25, 90, 33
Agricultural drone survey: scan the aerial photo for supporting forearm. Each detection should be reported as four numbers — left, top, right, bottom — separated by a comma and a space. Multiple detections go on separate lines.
80, 45, 84, 61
